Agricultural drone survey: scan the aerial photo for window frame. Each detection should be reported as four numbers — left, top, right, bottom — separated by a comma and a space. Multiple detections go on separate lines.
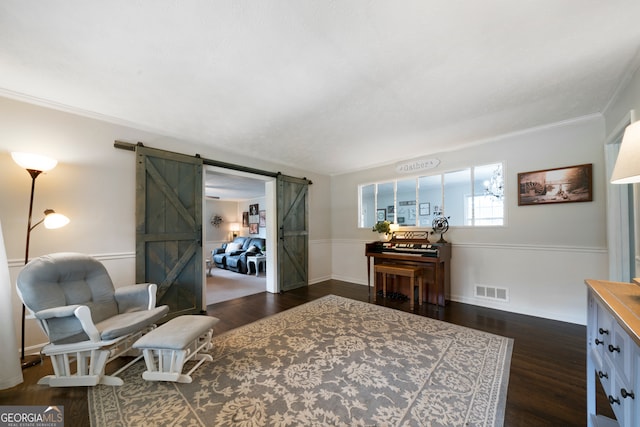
358, 162, 505, 229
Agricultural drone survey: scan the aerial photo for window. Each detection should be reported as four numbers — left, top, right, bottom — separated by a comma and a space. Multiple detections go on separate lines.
466, 195, 504, 225
444, 169, 471, 227
359, 162, 504, 228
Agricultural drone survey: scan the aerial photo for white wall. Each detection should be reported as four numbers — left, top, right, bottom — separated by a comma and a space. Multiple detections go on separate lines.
0, 95, 330, 354
331, 115, 608, 324
204, 198, 240, 256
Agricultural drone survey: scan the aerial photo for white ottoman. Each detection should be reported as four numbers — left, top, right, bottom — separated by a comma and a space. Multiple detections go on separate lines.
133, 315, 219, 383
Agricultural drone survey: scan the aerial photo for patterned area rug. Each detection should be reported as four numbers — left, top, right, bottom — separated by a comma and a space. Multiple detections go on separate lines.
89, 295, 513, 426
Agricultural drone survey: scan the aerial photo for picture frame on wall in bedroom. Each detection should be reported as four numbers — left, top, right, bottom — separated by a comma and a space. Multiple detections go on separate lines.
518, 163, 592, 206
242, 212, 249, 227
259, 210, 266, 227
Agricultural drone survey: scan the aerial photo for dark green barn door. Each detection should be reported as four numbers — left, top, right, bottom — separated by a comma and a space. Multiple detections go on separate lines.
136, 146, 203, 318
277, 175, 309, 292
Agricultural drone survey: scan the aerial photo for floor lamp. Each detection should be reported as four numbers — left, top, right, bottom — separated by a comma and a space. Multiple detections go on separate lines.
12, 152, 70, 369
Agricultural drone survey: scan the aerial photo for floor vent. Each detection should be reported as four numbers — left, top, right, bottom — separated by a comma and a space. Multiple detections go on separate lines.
475, 285, 509, 302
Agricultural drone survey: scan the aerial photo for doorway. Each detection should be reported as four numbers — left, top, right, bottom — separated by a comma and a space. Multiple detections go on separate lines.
204, 166, 276, 304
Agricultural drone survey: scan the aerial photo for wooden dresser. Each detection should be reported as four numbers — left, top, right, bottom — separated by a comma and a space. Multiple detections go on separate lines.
586, 279, 640, 426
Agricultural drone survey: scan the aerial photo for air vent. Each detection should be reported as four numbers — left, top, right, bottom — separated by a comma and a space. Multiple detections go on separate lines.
475, 285, 509, 302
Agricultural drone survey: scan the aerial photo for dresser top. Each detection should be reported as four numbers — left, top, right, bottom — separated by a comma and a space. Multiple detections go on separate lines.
586, 279, 640, 346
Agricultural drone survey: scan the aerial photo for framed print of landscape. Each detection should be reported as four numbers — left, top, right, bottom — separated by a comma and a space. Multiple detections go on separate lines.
518, 163, 592, 206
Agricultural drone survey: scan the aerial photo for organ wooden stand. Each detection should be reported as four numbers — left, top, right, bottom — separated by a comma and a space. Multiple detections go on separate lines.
365, 231, 451, 307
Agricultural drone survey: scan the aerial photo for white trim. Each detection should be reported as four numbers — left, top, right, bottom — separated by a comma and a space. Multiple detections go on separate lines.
8, 251, 136, 268
451, 242, 606, 254
602, 48, 640, 117
0, 87, 189, 143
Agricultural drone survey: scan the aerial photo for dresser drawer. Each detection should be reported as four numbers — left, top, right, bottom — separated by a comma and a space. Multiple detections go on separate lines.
610, 320, 636, 385
609, 368, 638, 425
593, 298, 614, 360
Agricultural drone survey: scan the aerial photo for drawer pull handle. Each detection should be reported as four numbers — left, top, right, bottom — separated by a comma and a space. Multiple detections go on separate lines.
598, 371, 608, 379
621, 388, 635, 399
595, 339, 604, 346
609, 395, 620, 405
608, 344, 621, 353
599, 328, 609, 335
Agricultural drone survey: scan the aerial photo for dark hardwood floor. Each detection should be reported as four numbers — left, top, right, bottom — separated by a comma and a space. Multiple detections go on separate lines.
0, 279, 614, 426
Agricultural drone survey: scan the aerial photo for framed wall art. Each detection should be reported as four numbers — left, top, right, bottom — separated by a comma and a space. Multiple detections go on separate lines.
376, 209, 386, 222
518, 163, 592, 206
249, 203, 259, 225
242, 212, 249, 227
259, 210, 266, 227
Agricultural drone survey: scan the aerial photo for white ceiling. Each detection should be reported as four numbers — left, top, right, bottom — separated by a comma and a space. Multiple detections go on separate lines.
1, 1, 640, 176
205, 168, 266, 201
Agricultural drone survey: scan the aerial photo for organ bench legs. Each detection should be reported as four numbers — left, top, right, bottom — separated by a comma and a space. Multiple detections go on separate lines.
374, 264, 426, 309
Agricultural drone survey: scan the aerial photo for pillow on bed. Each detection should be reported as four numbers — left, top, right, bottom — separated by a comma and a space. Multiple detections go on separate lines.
225, 242, 242, 253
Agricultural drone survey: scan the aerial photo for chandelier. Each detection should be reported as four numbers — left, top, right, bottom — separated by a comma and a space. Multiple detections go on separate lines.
484, 165, 504, 199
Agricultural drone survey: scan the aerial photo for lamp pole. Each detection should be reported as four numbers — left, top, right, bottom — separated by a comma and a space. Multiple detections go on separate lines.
23, 169, 42, 264
20, 169, 44, 369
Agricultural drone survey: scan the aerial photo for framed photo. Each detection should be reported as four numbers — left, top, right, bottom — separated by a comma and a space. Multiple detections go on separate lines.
376, 209, 386, 222
419, 203, 430, 216
387, 205, 395, 215
518, 163, 592, 206
242, 212, 249, 227
249, 223, 259, 234
249, 203, 259, 225
259, 210, 266, 227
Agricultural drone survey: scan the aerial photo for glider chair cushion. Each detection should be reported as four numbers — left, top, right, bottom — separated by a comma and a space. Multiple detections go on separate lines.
17, 252, 169, 387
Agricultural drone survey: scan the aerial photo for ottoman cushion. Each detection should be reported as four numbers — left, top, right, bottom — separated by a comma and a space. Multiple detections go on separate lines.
133, 315, 219, 351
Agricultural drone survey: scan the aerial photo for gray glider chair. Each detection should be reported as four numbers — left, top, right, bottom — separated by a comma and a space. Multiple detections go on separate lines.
16, 252, 169, 387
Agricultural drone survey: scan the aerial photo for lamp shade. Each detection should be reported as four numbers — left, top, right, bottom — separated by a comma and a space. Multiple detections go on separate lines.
43, 210, 70, 229
11, 152, 58, 172
229, 222, 240, 232
611, 121, 640, 184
